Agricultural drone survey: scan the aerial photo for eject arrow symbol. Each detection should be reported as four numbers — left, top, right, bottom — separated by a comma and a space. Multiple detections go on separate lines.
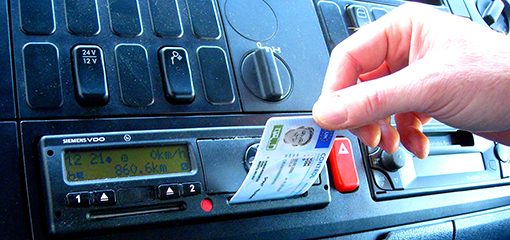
167, 187, 174, 195
100, 193, 109, 202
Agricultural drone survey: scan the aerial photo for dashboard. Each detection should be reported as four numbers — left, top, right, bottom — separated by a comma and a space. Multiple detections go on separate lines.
2, 0, 510, 239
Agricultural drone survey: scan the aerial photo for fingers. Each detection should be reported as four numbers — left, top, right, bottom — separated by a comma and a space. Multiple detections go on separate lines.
358, 61, 392, 82
395, 113, 431, 159
349, 118, 400, 155
313, 59, 438, 130
378, 119, 400, 154
313, 69, 434, 157
349, 123, 380, 148
320, 3, 428, 95
348, 114, 428, 158
314, 2, 510, 155
313, 3, 445, 157
314, 3, 444, 130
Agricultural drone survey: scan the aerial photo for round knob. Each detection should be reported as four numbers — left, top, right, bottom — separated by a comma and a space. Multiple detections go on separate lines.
244, 143, 259, 171
495, 143, 510, 163
381, 148, 406, 172
241, 48, 292, 101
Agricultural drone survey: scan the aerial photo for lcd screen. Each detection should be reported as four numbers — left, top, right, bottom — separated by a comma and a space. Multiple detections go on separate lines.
64, 145, 191, 182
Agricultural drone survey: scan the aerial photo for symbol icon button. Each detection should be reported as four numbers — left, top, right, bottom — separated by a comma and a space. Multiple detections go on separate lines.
159, 47, 195, 104
158, 184, 180, 199
170, 50, 183, 65
93, 190, 116, 205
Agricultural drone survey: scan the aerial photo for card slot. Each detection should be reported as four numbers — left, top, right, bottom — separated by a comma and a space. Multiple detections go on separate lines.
87, 202, 185, 220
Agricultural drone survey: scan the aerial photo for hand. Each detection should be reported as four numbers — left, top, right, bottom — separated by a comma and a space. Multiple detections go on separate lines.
312, 3, 510, 158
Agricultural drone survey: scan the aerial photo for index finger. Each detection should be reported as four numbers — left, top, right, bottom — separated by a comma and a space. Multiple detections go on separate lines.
320, 3, 420, 95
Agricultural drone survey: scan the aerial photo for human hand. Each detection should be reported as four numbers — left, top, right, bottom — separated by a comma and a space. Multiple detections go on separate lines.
312, 3, 510, 158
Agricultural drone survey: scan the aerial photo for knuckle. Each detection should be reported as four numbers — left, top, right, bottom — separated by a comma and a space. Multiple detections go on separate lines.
363, 89, 386, 117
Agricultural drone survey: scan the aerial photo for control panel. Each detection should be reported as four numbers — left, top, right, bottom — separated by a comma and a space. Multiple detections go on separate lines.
11, 1, 335, 237
3, 0, 510, 239
363, 124, 510, 200
38, 126, 330, 235
11, 0, 329, 119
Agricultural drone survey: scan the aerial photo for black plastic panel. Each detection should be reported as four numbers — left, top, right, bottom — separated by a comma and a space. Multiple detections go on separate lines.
0, 0, 14, 120
22, 43, 63, 109
108, 0, 142, 37
219, 0, 330, 112
8, 0, 510, 239
455, 208, 510, 239
19, 0, 55, 35
147, 0, 182, 38
198, 138, 261, 194
186, 0, 221, 39
159, 47, 194, 104
0, 122, 28, 239
197, 46, 235, 105
72, 45, 109, 106
11, 0, 241, 119
64, 0, 100, 36
317, 1, 350, 47
11, 0, 333, 119
115, 44, 154, 107
385, 222, 453, 239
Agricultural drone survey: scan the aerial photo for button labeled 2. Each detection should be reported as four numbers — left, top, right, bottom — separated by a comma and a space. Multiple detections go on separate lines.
182, 182, 201, 196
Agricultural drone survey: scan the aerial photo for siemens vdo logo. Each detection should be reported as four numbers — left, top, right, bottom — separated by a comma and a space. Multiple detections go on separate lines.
62, 137, 106, 144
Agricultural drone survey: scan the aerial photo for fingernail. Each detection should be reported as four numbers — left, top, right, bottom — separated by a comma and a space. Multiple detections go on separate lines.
350, 128, 377, 148
377, 119, 400, 154
312, 97, 347, 128
378, 141, 390, 154
414, 142, 430, 159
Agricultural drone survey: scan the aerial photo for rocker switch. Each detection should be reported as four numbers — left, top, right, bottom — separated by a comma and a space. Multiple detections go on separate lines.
72, 45, 109, 106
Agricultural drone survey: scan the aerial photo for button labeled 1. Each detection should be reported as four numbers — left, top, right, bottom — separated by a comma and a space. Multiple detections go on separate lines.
67, 192, 91, 207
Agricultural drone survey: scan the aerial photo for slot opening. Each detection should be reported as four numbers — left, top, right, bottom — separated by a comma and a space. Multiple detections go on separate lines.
87, 202, 185, 220
426, 130, 474, 147
407, 0, 443, 6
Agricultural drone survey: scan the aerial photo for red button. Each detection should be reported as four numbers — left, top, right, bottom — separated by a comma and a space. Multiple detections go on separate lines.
201, 198, 213, 212
329, 138, 359, 192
